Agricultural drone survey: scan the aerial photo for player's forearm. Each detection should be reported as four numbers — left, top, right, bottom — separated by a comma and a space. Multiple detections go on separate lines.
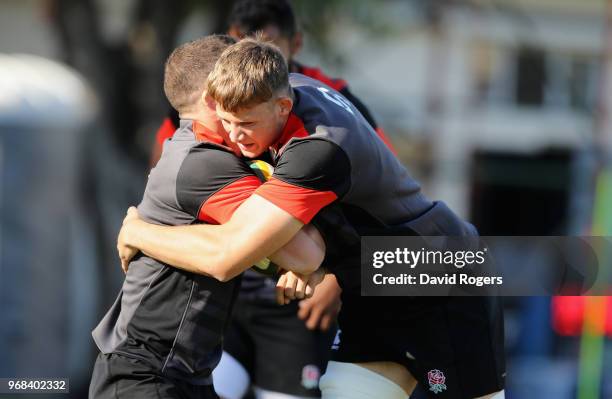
122, 195, 317, 281
268, 225, 325, 274
122, 217, 304, 281
209, 195, 312, 280
123, 219, 226, 279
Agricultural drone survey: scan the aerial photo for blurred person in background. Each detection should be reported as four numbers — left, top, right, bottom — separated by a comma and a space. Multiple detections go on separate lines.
151, 0, 394, 166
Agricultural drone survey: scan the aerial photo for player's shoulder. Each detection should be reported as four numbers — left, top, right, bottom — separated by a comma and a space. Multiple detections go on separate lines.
175, 144, 254, 206
289, 76, 359, 134
276, 138, 351, 190
175, 144, 248, 192
180, 143, 248, 179
280, 137, 348, 165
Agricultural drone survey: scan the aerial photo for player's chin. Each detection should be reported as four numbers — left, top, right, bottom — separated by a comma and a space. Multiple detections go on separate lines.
240, 147, 263, 158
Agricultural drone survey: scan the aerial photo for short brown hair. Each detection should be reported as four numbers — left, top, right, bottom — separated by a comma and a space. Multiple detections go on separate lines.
207, 37, 290, 112
163, 35, 236, 113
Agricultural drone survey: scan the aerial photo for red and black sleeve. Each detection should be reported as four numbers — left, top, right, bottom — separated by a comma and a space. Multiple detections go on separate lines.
254, 139, 351, 224
176, 146, 261, 224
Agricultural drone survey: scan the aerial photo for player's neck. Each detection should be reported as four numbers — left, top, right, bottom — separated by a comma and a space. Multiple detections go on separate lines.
180, 111, 218, 133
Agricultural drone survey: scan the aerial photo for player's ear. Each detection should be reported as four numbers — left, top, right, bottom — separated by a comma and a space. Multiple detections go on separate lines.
276, 95, 293, 116
227, 25, 244, 40
289, 32, 303, 57
202, 91, 216, 111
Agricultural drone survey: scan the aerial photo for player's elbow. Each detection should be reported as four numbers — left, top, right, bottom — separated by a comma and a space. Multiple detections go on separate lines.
215, 266, 246, 282
300, 227, 326, 273
202, 257, 230, 282
309, 248, 326, 273
214, 271, 234, 283
302, 224, 326, 273
295, 246, 325, 274
185, 249, 225, 281
204, 264, 233, 282
204, 251, 241, 283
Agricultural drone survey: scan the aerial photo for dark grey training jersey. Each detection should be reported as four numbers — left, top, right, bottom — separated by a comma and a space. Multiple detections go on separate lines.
254, 74, 477, 295
92, 120, 262, 384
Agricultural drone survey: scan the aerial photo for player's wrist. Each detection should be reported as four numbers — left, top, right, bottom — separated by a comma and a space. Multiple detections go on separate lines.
123, 219, 147, 249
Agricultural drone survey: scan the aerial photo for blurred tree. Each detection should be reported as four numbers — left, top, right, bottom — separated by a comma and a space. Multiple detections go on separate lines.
46, 0, 190, 162
44, 0, 237, 159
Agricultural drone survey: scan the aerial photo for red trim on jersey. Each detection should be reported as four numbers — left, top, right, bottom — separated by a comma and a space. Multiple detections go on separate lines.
198, 175, 262, 224
254, 177, 337, 224
375, 127, 397, 154
193, 121, 224, 145
155, 117, 177, 146
273, 113, 310, 153
192, 121, 240, 154
298, 65, 347, 92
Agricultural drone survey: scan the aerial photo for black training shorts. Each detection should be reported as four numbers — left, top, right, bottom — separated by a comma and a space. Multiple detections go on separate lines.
330, 295, 505, 399
89, 353, 218, 399
223, 297, 336, 397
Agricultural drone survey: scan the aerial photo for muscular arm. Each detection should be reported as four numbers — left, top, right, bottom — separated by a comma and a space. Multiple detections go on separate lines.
126, 137, 349, 283
121, 194, 324, 282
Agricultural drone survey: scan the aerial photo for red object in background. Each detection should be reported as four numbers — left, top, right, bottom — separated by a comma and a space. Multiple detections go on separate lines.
155, 116, 176, 147
298, 65, 347, 92
551, 296, 612, 336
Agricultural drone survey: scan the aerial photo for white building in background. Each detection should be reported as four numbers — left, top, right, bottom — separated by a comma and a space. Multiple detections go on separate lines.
306, 0, 607, 218
428, 0, 605, 217
0, 53, 99, 389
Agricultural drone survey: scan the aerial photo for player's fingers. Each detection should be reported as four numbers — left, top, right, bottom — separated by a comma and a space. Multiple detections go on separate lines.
304, 283, 315, 298
305, 307, 323, 330
123, 206, 139, 225
276, 274, 288, 305
297, 299, 313, 320
319, 314, 333, 332
117, 229, 127, 252
118, 246, 126, 263
295, 276, 307, 300
304, 271, 322, 299
284, 273, 298, 300
275, 278, 285, 306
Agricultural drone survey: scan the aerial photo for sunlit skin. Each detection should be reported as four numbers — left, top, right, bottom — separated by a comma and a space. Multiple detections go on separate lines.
217, 94, 293, 158
223, 24, 298, 158
181, 91, 242, 156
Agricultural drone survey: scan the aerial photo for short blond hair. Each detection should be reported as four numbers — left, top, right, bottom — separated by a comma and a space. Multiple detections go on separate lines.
206, 37, 290, 112
163, 35, 236, 113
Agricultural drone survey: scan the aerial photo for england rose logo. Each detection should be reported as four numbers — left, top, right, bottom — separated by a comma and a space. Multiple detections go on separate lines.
427, 369, 447, 394
301, 365, 320, 390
